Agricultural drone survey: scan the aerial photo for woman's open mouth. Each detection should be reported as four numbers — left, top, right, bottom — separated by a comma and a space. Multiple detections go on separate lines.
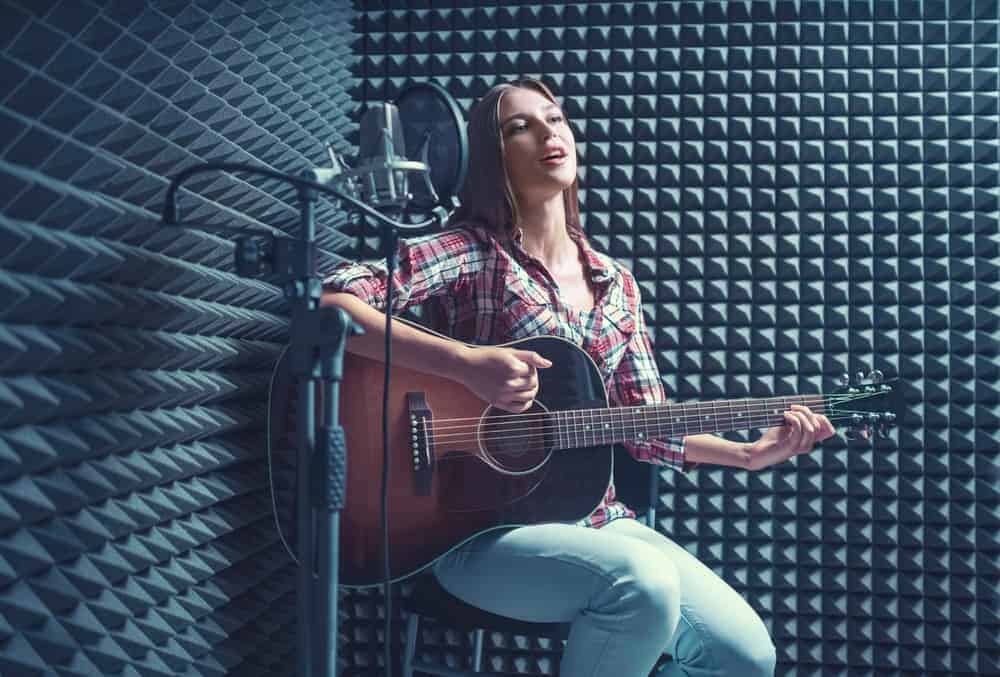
540, 150, 568, 166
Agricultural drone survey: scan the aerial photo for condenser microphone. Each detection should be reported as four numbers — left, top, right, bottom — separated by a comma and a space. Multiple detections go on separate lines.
308, 82, 467, 230
354, 102, 410, 208
311, 103, 429, 211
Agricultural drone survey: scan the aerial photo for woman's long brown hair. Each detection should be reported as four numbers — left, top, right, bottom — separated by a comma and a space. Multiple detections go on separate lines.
447, 78, 583, 240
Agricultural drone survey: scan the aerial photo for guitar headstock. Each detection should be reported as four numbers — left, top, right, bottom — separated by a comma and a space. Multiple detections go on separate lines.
827, 369, 901, 441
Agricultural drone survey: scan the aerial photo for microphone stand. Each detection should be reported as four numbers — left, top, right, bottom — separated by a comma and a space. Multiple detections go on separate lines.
289, 176, 352, 677
161, 160, 442, 677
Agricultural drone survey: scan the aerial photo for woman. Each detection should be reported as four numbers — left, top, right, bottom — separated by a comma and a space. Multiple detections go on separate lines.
323, 79, 835, 676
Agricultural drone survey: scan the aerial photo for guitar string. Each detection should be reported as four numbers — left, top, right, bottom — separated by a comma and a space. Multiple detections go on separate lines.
429, 404, 867, 437
421, 391, 883, 429
422, 401, 881, 446
423, 412, 876, 460
425, 394, 849, 433
425, 411, 870, 449
428, 401, 835, 439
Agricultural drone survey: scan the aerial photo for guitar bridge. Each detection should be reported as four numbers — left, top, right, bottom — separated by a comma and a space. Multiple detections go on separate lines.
406, 392, 434, 495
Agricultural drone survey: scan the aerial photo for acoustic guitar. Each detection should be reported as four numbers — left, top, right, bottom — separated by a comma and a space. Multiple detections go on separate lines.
267, 323, 899, 588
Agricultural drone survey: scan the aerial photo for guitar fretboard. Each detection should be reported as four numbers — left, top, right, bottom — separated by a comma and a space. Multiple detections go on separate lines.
552, 395, 826, 449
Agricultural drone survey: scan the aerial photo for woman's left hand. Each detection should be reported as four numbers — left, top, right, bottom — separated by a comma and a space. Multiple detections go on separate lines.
743, 404, 836, 471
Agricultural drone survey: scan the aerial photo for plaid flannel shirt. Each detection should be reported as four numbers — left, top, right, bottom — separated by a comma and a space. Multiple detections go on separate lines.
323, 224, 688, 528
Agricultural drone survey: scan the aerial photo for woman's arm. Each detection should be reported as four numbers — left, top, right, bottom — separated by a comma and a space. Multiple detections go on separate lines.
322, 293, 551, 413
320, 228, 488, 382
682, 433, 750, 468
684, 405, 835, 470
322, 291, 469, 381
607, 264, 833, 470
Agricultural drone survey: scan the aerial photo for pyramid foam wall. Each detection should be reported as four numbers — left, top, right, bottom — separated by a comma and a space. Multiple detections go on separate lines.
0, 1, 357, 675
351, 2, 1000, 675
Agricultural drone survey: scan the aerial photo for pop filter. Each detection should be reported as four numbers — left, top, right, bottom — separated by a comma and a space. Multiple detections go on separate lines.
394, 81, 468, 213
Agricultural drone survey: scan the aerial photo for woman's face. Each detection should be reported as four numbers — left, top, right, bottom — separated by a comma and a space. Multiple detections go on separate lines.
498, 87, 577, 206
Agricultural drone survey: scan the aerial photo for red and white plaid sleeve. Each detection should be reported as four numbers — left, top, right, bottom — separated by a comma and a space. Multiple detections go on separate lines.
322, 227, 485, 313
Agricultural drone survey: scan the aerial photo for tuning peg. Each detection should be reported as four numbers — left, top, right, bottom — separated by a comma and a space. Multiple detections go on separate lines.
856, 370, 866, 384
838, 373, 851, 387
846, 425, 872, 441
868, 369, 884, 384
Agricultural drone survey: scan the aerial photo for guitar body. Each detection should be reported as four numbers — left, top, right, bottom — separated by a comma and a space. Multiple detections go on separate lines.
270, 331, 614, 588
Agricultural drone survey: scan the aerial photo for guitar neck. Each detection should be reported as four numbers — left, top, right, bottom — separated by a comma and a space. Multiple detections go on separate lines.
551, 394, 826, 450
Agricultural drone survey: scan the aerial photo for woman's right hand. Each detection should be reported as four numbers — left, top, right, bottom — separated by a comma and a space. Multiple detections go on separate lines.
454, 345, 552, 412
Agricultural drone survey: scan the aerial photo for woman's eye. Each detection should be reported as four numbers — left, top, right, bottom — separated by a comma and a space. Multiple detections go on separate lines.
549, 115, 564, 124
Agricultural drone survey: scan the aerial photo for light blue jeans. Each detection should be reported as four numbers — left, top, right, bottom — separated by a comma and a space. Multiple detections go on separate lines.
433, 517, 776, 677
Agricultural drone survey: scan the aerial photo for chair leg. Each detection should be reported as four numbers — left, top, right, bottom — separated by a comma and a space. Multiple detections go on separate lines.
646, 466, 659, 528
402, 614, 419, 677
470, 628, 484, 672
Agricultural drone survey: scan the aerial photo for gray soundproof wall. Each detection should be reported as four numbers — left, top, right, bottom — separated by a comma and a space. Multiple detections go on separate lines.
2, 1, 999, 677
352, 2, 999, 676
0, 1, 356, 675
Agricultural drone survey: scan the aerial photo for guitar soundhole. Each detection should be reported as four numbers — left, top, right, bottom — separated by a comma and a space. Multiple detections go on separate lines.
478, 402, 553, 475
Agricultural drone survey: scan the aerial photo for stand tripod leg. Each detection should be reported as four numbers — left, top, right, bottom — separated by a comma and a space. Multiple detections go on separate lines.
296, 373, 316, 677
